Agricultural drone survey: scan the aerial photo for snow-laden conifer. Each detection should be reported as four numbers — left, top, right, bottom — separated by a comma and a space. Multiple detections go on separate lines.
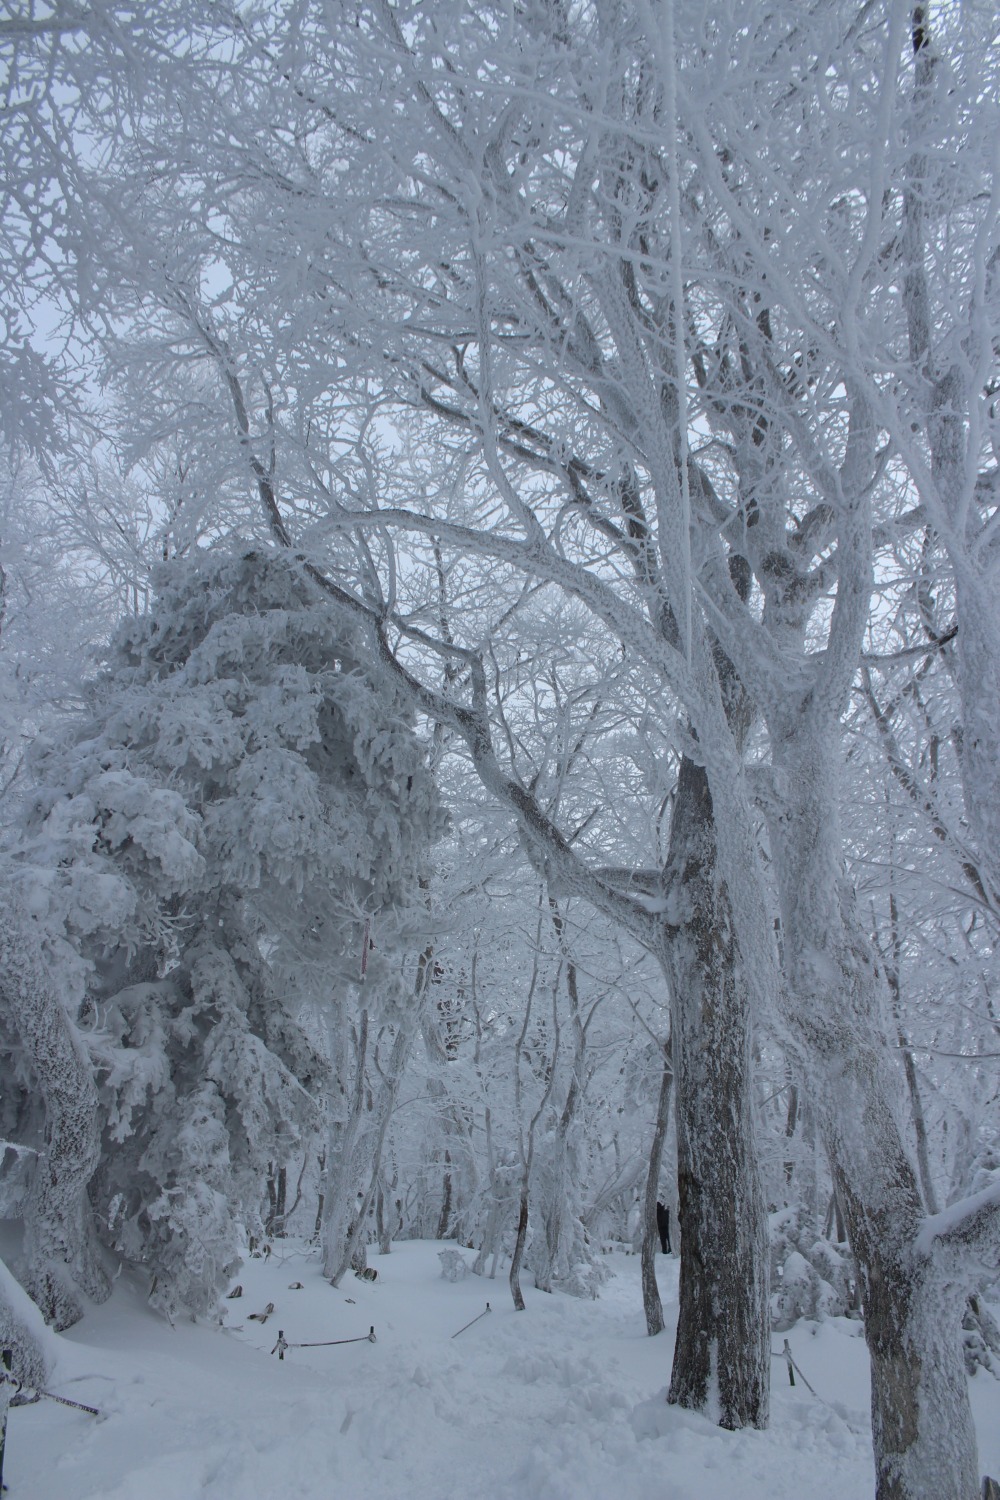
5, 549, 440, 1319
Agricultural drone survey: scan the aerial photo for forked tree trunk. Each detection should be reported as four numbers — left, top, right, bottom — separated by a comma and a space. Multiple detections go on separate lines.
531, 926, 589, 1295
327, 1012, 418, 1285
0, 878, 110, 1328
662, 756, 770, 1429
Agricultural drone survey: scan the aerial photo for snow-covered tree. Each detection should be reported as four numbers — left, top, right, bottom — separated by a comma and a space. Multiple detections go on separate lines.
2, 1, 997, 1493
5, 547, 439, 1319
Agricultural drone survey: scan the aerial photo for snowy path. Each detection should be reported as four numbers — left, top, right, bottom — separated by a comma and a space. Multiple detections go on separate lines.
7, 1240, 999, 1499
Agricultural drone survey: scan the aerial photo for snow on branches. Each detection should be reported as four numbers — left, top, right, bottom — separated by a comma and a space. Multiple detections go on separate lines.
2, 548, 440, 1319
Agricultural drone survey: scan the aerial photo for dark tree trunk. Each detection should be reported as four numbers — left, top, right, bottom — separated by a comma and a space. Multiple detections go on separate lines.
376, 1182, 390, 1254
509, 1191, 528, 1312
663, 757, 769, 1430
312, 1148, 326, 1243
265, 1163, 288, 1236
436, 1151, 453, 1241
266, 1165, 277, 1231
641, 1047, 673, 1337
275, 1166, 287, 1234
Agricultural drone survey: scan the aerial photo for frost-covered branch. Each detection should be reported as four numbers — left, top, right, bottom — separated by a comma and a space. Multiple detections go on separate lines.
916, 1178, 1000, 1278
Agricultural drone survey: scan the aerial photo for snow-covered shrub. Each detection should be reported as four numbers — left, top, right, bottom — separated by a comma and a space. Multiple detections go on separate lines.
769, 1205, 851, 1331
555, 1258, 610, 1300
438, 1248, 470, 1281
526, 1116, 611, 1298
0, 1254, 56, 1388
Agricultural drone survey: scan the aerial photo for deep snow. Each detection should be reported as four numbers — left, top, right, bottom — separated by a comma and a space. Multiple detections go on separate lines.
4, 1238, 999, 1499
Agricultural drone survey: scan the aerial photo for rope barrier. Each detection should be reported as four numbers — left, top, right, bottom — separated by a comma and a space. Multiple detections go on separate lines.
771, 1339, 865, 1435
271, 1327, 375, 1359
774, 1337, 818, 1393
35, 1388, 102, 1417
7, 1381, 102, 1418
451, 1304, 491, 1339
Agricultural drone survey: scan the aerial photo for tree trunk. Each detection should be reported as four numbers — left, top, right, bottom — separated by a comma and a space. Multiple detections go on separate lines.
838, 1165, 976, 1500
472, 1106, 502, 1276
322, 1008, 370, 1280
531, 925, 590, 1295
436, 1151, 453, 1241
328, 1011, 420, 1285
376, 1181, 391, 1254
275, 1166, 287, 1234
509, 1191, 528, 1312
767, 725, 981, 1500
662, 756, 770, 1429
641, 1046, 673, 1337
0, 878, 110, 1329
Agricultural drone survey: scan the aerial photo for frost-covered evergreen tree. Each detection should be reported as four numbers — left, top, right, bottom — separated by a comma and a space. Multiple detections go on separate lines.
5, 548, 439, 1319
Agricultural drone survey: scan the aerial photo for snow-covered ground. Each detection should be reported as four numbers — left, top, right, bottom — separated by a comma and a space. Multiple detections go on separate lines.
6, 1239, 1000, 1500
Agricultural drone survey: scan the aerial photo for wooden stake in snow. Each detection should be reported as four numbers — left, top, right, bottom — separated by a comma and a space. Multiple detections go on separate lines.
781, 1339, 818, 1396
782, 1338, 795, 1388
451, 1304, 491, 1339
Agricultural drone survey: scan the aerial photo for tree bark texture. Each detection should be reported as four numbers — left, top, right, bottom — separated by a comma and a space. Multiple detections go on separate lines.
767, 727, 980, 1500
662, 757, 770, 1429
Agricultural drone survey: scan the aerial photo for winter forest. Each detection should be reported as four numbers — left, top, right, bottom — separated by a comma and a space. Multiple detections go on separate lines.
0, 2, 998, 1498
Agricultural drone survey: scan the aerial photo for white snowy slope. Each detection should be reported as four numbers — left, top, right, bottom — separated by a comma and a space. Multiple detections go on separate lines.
5, 1239, 999, 1500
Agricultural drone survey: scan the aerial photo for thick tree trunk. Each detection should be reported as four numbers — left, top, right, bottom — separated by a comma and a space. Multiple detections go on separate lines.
0, 878, 109, 1329
640, 1047, 673, 1337
768, 727, 981, 1500
662, 756, 770, 1429
838, 1166, 975, 1500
